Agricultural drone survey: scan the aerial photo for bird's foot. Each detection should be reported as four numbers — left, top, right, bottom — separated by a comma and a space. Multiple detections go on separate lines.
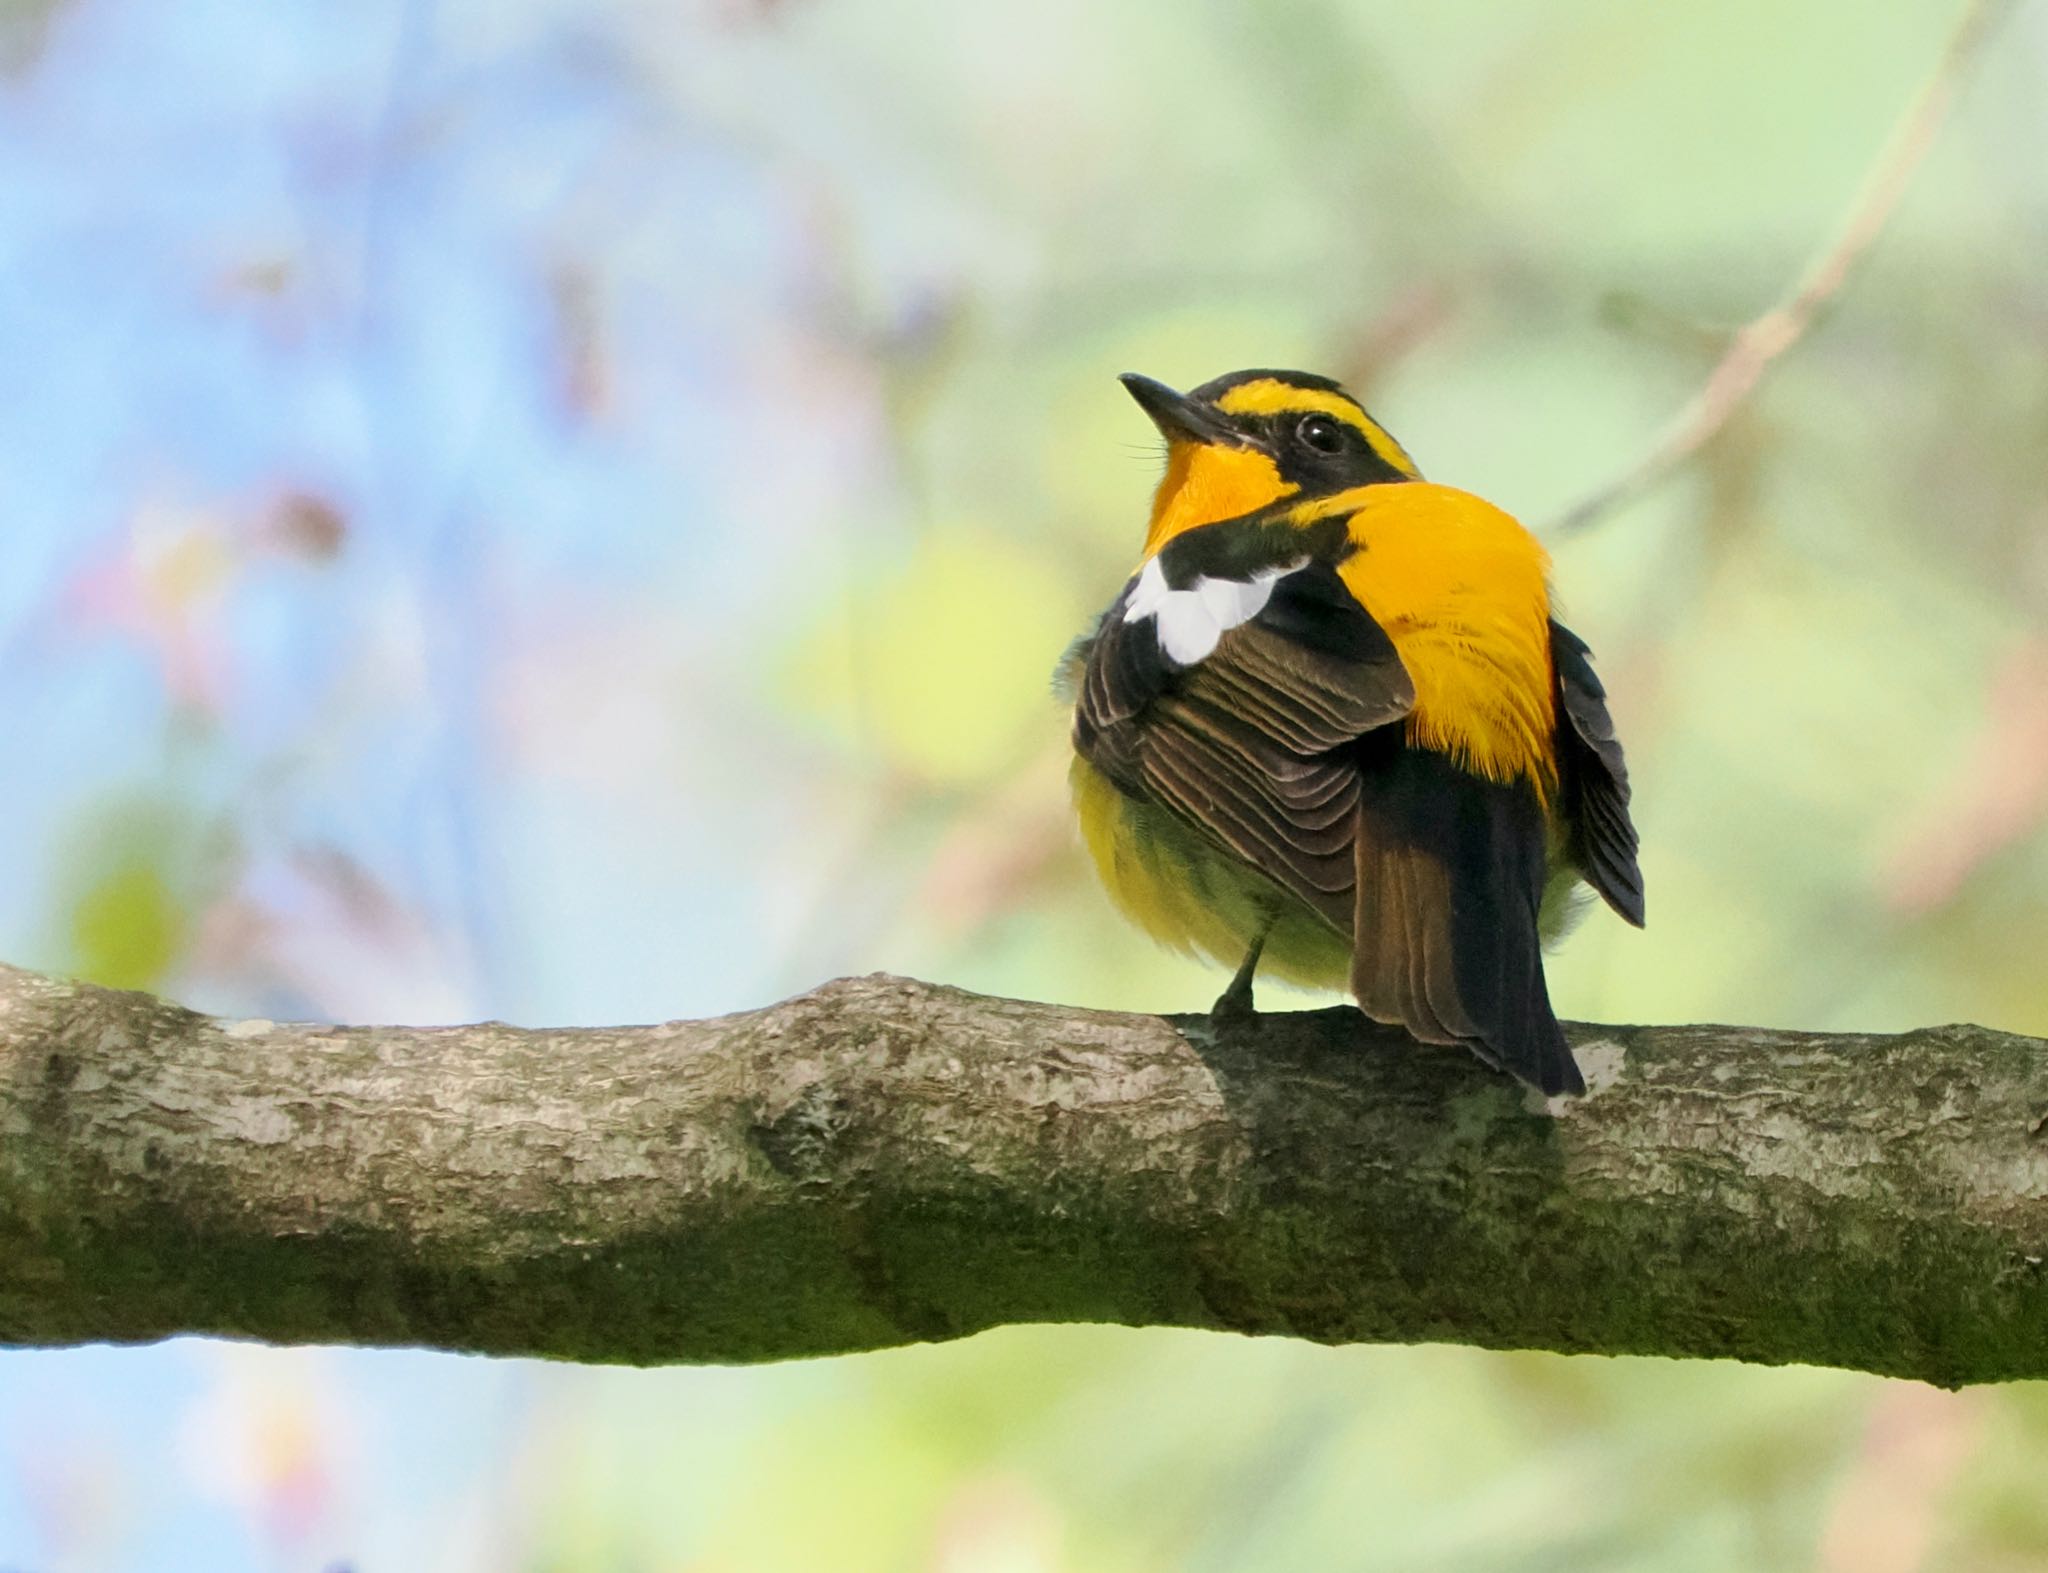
1210, 986, 1258, 1026
1180, 981, 1258, 1048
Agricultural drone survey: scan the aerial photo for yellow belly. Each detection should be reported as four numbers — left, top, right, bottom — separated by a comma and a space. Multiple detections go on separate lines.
1071, 756, 1352, 991
1074, 749, 1588, 993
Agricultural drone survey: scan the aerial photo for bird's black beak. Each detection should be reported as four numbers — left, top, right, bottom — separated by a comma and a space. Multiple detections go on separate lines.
1119, 373, 1241, 446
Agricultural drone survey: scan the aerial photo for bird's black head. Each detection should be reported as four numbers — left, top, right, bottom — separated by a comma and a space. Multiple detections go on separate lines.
1119, 368, 1420, 554
1121, 367, 1419, 498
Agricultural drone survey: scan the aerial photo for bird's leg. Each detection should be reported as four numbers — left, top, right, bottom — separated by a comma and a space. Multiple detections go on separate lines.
1209, 915, 1274, 1027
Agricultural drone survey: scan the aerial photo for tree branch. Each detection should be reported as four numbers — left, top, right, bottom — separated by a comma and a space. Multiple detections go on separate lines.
3, 960, 2046, 1385
1549, 0, 2016, 535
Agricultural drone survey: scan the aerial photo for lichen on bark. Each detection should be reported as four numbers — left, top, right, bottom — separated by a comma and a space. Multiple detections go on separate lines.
3, 962, 2046, 1384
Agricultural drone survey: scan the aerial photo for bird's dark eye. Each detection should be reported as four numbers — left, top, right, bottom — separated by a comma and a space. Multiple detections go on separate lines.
1296, 415, 1345, 455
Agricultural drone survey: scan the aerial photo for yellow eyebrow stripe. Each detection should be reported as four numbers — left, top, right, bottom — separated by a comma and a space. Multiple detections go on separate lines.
1212, 377, 1420, 479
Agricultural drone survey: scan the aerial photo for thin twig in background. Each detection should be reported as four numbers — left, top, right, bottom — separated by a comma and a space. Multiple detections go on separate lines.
1550, 0, 2019, 536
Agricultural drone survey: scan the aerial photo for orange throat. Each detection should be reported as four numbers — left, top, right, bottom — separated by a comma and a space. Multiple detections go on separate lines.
1142, 441, 1297, 556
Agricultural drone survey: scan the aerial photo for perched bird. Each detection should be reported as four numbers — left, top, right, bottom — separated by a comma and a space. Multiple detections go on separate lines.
1062, 368, 1643, 1095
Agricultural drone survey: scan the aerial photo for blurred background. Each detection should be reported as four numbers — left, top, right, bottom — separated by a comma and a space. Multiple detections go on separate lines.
3, 0, 2047, 1566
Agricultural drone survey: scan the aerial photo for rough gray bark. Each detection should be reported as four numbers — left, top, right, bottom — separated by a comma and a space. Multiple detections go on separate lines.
2, 960, 2045, 1384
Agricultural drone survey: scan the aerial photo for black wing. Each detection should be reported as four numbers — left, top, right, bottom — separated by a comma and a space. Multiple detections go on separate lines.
1074, 557, 1413, 929
1551, 621, 1645, 927
1351, 745, 1580, 1096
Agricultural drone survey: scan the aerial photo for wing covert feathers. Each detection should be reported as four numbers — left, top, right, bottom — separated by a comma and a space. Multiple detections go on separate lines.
1130, 564, 1413, 929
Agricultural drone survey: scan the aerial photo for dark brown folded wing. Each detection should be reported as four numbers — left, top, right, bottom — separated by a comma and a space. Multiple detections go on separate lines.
1551, 620, 1645, 927
1351, 746, 1581, 1095
1074, 559, 1413, 929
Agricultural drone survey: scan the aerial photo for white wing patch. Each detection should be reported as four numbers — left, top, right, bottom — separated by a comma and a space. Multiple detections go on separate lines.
1122, 556, 1305, 667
